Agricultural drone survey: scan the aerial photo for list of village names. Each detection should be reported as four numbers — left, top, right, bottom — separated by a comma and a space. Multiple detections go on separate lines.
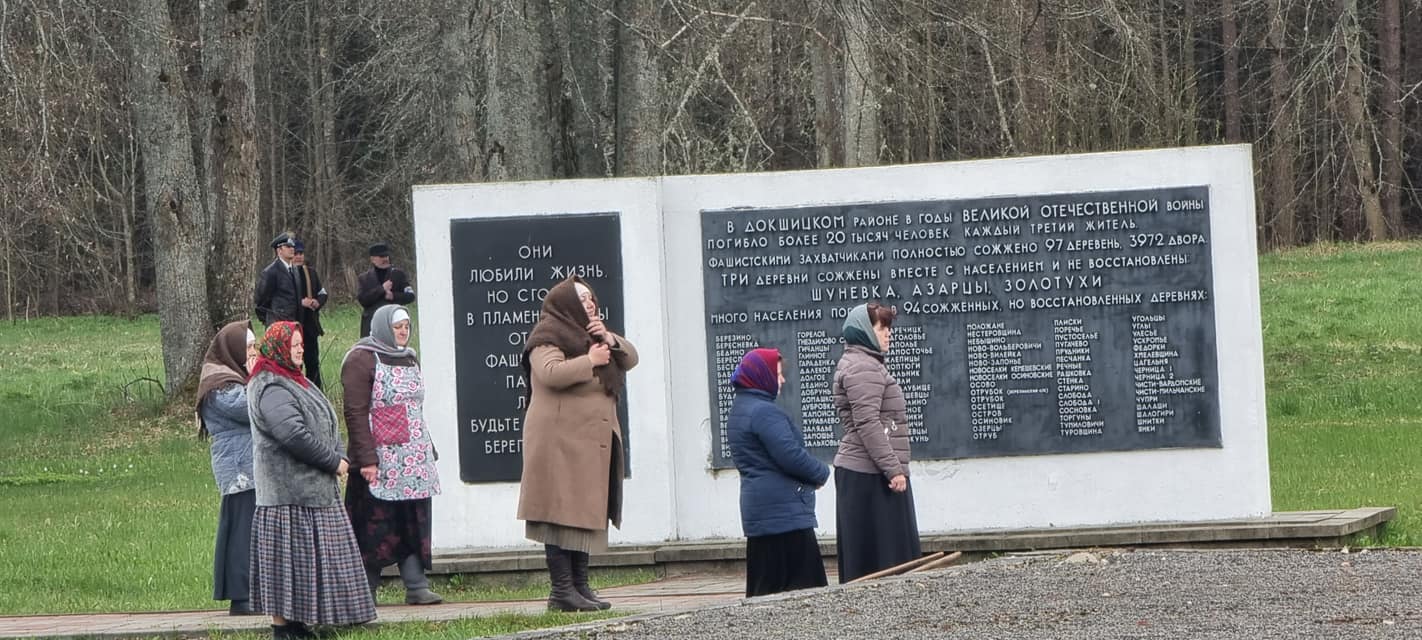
701, 187, 1222, 467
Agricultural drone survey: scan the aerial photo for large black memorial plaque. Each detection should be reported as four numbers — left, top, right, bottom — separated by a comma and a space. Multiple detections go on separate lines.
702, 187, 1221, 468
452, 213, 627, 483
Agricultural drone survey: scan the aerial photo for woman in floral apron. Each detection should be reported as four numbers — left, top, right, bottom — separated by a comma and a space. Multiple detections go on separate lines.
340, 305, 442, 605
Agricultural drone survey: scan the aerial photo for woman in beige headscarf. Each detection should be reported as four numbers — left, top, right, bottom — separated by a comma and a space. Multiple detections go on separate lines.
196, 321, 260, 615
517, 276, 638, 612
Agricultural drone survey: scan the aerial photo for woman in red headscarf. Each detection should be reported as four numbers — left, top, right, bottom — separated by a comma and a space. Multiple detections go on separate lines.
247, 322, 374, 639
725, 347, 831, 597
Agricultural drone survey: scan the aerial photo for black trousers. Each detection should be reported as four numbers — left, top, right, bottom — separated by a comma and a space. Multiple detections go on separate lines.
301, 321, 322, 389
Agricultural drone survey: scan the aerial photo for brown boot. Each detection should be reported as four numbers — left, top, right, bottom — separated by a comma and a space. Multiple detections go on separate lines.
544, 545, 601, 612
569, 550, 611, 610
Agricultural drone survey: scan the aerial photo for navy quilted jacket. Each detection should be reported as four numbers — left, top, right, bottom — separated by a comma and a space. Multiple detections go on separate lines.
727, 388, 831, 537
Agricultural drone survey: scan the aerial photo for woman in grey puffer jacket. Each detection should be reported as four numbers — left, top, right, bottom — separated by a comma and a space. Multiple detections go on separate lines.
832, 302, 921, 583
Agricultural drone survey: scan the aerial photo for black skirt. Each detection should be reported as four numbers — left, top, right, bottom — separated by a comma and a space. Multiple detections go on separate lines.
344, 475, 433, 570
834, 466, 922, 583
213, 489, 255, 601
745, 528, 827, 597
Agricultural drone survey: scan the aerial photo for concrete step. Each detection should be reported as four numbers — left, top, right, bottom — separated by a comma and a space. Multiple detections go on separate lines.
422, 507, 1395, 576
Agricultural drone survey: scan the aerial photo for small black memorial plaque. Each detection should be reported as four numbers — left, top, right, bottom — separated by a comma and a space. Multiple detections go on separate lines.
451, 213, 627, 483
702, 187, 1221, 468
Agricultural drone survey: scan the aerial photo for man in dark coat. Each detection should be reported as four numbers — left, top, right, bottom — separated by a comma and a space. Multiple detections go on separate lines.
355, 242, 415, 337
253, 232, 301, 326
292, 240, 329, 388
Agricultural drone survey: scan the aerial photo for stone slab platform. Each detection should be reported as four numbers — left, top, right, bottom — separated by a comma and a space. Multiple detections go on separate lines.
431, 508, 1395, 574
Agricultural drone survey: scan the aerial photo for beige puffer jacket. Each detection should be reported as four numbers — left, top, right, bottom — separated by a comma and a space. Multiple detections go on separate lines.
831, 344, 910, 479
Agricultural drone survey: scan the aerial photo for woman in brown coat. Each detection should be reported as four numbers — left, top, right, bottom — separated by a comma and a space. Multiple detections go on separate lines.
517, 276, 638, 612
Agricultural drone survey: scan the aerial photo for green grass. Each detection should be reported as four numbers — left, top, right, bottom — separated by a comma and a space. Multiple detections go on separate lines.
205, 611, 622, 640
1260, 242, 1422, 545
2, 243, 1422, 618
0, 304, 650, 619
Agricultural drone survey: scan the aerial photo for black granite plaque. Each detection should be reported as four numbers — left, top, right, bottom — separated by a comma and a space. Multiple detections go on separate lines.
702, 187, 1221, 468
451, 213, 628, 483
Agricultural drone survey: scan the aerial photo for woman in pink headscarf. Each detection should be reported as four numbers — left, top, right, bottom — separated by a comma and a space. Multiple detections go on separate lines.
725, 347, 831, 597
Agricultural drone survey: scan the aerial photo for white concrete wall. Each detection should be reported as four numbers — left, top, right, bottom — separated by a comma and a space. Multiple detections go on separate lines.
416, 145, 1271, 551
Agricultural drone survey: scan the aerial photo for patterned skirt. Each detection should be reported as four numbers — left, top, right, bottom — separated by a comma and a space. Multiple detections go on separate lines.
345, 477, 432, 570
250, 505, 376, 625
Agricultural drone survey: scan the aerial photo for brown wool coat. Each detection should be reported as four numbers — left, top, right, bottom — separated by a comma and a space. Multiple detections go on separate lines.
517, 334, 638, 531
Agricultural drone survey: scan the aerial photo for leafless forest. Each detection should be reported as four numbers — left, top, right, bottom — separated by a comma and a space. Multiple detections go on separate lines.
2, 0, 1420, 391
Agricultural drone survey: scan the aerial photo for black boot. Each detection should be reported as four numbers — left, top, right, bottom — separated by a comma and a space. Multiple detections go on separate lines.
569, 550, 611, 610
544, 545, 601, 612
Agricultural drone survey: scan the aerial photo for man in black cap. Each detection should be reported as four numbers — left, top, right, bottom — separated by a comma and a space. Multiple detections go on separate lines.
355, 242, 415, 337
254, 232, 302, 326
292, 240, 329, 388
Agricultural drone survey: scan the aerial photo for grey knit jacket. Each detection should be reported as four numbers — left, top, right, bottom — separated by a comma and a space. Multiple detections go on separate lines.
247, 370, 346, 507
832, 344, 911, 479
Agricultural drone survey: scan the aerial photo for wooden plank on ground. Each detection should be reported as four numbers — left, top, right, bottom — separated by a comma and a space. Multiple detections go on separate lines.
906, 551, 963, 574
846, 552, 946, 584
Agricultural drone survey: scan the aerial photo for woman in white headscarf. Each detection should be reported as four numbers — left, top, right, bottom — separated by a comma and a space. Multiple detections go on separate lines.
341, 305, 442, 606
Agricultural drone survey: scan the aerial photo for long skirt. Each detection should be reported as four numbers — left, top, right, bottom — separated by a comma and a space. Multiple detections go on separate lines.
745, 528, 827, 597
213, 489, 255, 601
834, 467, 922, 584
344, 478, 432, 570
250, 505, 376, 625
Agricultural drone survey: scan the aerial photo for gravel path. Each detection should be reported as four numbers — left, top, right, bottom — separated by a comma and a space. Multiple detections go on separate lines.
507, 549, 1422, 639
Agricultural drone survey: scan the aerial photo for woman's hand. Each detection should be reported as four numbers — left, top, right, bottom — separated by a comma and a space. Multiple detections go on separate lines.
361, 465, 379, 485
588, 343, 611, 367
586, 318, 615, 345
337, 459, 350, 478
888, 474, 907, 493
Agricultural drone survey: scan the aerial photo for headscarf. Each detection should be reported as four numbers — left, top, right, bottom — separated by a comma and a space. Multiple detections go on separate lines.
344, 304, 417, 365
731, 348, 782, 398
195, 321, 253, 437
522, 275, 625, 399
842, 303, 881, 352
249, 321, 309, 387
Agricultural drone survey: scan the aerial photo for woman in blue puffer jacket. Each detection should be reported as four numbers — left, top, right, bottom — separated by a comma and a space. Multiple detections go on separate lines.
726, 347, 831, 597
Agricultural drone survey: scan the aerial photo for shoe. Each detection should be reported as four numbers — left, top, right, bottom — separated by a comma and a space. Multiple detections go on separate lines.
404, 588, 443, 605
271, 622, 316, 639
229, 599, 260, 616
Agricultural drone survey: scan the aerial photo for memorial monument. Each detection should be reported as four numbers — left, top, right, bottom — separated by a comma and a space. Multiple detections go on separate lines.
415, 145, 1270, 550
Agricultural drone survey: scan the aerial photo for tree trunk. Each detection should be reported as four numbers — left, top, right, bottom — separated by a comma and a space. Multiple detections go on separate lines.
1336, 0, 1387, 241
443, 0, 485, 180
616, 0, 661, 176
1221, 0, 1241, 143
204, 0, 263, 326
840, 0, 879, 167
128, 0, 213, 397
807, 0, 841, 168
1267, 0, 1297, 247
1376, 0, 1403, 234
483, 0, 555, 180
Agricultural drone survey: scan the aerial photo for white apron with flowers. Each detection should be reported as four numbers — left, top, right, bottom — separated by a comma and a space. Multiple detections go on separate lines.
367, 354, 441, 501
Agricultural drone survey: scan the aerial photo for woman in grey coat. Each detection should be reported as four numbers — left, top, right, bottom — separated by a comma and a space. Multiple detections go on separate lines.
248, 322, 375, 639
196, 321, 260, 615
832, 302, 921, 583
